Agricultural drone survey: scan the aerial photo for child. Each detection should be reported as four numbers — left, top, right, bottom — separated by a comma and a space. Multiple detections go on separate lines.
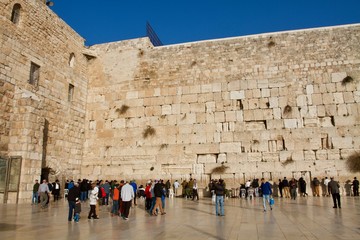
74, 197, 81, 222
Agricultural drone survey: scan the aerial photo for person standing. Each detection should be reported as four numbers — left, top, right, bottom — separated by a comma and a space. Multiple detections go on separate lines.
80, 179, 88, 202
173, 180, 180, 197
260, 178, 272, 212
111, 184, 120, 216
298, 177, 308, 197
52, 179, 61, 202
145, 181, 152, 211
38, 179, 49, 208
121, 181, 135, 220
245, 180, 251, 198
152, 180, 166, 216
352, 177, 359, 196
312, 177, 320, 197
165, 180, 171, 197
102, 180, 111, 206
328, 177, 341, 208
289, 178, 298, 200
324, 177, 331, 197
67, 182, 80, 221
192, 179, 199, 201
282, 177, 290, 198
32, 180, 40, 205
130, 180, 137, 206
88, 183, 99, 219
213, 179, 225, 216
278, 179, 283, 198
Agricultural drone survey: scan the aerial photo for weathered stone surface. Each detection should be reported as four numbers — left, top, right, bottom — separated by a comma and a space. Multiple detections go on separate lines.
1, 1, 360, 203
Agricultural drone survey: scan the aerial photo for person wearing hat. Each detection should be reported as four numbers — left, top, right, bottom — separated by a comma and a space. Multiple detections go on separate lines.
328, 177, 341, 208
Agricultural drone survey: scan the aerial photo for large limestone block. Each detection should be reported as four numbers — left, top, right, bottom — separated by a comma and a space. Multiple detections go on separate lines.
343, 92, 355, 103
322, 93, 335, 105
162, 105, 172, 115
193, 164, 204, 174
304, 118, 318, 127
304, 150, 316, 161
269, 97, 279, 108
296, 95, 308, 107
315, 150, 328, 160
181, 94, 198, 103
331, 136, 353, 149
334, 116, 355, 126
262, 152, 279, 162
247, 152, 262, 162
319, 117, 333, 127
190, 103, 205, 113
292, 151, 304, 161
327, 149, 340, 160
214, 111, 225, 123
220, 142, 241, 153
284, 119, 298, 129
331, 72, 347, 83
229, 90, 245, 100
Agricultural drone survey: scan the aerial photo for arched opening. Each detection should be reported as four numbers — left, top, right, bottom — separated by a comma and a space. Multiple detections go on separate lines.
69, 53, 75, 68
11, 3, 21, 25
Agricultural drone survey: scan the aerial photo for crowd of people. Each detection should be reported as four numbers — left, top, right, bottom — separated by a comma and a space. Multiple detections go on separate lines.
31, 175, 359, 222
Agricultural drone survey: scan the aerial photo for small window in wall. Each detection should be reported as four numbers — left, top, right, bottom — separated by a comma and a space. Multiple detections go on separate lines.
11, 4, 21, 24
29, 62, 40, 86
68, 84, 74, 102
69, 53, 75, 68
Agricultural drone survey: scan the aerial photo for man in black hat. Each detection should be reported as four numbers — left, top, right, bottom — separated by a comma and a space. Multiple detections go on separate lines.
328, 177, 341, 208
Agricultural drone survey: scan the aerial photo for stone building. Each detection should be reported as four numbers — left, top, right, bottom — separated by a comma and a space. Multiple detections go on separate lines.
1, 0, 359, 203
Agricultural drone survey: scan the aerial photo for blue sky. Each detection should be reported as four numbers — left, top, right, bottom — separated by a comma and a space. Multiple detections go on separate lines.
51, 0, 360, 46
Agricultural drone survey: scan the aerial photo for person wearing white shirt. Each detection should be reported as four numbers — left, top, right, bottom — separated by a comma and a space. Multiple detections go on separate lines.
324, 177, 331, 197
173, 180, 180, 197
121, 182, 134, 220
245, 180, 251, 197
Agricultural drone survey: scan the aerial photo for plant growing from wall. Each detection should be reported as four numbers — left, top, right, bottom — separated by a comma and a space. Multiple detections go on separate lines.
143, 125, 156, 139
159, 144, 168, 150
282, 156, 294, 166
268, 41, 275, 47
116, 105, 129, 115
346, 152, 360, 173
211, 163, 229, 174
283, 105, 292, 114
341, 76, 354, 86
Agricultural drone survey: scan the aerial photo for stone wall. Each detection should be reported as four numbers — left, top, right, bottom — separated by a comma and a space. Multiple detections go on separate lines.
1, 0, 359, 203
83, 24, 360, 187
0, 0, 89, 203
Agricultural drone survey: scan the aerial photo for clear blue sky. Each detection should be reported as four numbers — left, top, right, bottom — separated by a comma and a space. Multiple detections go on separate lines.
51, 0, 360, 46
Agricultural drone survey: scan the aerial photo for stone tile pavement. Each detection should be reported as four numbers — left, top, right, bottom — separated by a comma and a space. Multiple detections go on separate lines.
0, 196, 359, 240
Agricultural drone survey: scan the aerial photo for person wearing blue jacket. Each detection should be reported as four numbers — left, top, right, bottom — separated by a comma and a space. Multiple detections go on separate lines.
260, 178, 272, 212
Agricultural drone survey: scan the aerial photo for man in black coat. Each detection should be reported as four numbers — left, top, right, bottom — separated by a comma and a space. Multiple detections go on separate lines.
352, 177, 359, 196
68, 182, 80, 221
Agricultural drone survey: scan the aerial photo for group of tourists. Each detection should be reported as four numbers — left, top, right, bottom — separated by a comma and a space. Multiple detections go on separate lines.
31, 175, 359, 222
31, 179, 61, 208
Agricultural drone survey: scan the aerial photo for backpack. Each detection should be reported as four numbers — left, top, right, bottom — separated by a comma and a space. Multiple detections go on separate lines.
100, 187, 106, 198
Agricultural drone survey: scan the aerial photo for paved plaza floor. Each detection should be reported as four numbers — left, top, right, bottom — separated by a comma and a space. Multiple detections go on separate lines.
0, 196, 359, 240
